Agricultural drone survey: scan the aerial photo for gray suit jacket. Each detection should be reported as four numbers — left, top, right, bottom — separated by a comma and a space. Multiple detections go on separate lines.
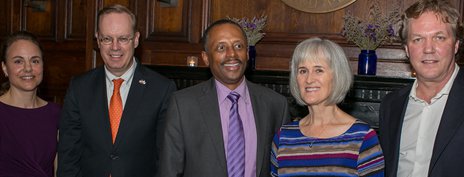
379, 68, 464, 177
58, 63, 176, 177
158, 78, 290, 177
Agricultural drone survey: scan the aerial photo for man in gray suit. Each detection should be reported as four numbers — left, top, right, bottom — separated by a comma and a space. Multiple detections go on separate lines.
157, 19, 290, 177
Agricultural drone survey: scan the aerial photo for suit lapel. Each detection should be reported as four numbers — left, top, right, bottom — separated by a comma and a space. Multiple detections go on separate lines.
429, 69, 464, 173
198, 79, 227, 170
93, 68, 114, 147
247, 81, 267, 177
386, 86, 411, 176
113, 65, 147, 147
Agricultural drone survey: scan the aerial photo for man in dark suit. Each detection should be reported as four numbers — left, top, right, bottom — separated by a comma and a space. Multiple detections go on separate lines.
57, 4, 176, 177
157, 19, 290, 177
379, 1, 464, 177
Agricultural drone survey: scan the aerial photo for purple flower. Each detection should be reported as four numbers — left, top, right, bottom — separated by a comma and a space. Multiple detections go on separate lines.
387, 25, 395, 36
228, 15, 267, 45
367, 24, 374, 29
247, 23, 257, 29
342, 0, 400, 50
364, 25, 377, 42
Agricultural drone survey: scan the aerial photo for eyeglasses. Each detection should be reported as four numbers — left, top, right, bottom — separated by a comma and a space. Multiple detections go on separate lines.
98, 36, 134, 45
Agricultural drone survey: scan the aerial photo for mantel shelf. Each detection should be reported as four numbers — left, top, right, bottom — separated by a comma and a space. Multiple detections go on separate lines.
149, 65, 415, 128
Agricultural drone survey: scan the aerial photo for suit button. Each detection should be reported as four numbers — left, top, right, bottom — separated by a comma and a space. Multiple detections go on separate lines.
110, 154, 119, 160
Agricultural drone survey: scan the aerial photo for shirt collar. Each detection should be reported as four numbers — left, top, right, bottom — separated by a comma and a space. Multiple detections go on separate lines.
215, 77, 249, 104
105, 57, 137, 86
409, 64, 460, 102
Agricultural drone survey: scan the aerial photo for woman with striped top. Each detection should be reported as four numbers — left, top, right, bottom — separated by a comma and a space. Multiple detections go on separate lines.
271, 37, 384, 177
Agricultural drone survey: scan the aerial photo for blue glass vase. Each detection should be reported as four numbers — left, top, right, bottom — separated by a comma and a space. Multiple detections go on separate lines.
248, 45, 256, 71
357, 50, 377, 75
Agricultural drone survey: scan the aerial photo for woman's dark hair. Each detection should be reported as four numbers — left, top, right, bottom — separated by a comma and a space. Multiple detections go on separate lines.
0, 31, 43, 95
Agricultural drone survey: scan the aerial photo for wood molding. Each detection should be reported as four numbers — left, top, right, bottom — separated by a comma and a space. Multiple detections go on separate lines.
145, 0, 190, 42
65, 0, 87, 40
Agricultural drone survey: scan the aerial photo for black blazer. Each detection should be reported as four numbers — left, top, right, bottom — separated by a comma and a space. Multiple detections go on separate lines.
57, 63, 176, 177
157, 78, 291, 177
379, 69, 464, 177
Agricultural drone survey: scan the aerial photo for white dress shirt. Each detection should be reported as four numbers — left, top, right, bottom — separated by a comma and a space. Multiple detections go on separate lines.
397, 65, 459, 177
105, 58, 137, 108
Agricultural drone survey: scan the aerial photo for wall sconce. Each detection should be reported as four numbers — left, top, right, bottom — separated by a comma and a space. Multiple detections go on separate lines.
24, 0, 47, 12
186, 56, 198, 67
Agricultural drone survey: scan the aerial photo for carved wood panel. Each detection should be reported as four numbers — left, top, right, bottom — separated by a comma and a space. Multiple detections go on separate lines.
134, 0, 206, 69
144, 0, 192, 42
66, 0, 87, 39
23, 0, 57, 39
0, 1, 10, 37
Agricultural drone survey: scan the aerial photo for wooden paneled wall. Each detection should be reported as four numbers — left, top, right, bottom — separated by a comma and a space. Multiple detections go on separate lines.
0, 0, 463, 104
0, 0, 88, 103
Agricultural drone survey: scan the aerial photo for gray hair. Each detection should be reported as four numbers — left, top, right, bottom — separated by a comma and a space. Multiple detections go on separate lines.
289, 37, 353, 106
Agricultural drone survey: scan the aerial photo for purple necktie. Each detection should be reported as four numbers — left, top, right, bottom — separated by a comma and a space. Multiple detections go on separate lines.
227, 91, 245, 177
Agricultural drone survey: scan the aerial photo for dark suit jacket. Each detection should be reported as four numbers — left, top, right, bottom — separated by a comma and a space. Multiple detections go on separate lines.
157, 78, 290, 177
379, 69, 464, 177
57, 63, 176, 177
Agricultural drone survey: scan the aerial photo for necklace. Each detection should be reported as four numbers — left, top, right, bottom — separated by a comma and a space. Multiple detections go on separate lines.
304, 122, 326, 149
300, 114, 327, 149
308, 138, 317, 149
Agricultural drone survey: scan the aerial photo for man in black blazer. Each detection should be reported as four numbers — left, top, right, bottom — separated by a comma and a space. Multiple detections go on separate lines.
57, 4, 176, 177
379, 1, 464, 177
157, 19, 290, 177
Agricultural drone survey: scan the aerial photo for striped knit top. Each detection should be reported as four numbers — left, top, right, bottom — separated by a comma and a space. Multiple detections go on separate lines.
270, 119, 384, 177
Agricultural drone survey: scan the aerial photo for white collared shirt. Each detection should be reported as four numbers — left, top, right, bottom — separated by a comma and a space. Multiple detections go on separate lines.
105, 58, 137, 109
397, 64, 460, 177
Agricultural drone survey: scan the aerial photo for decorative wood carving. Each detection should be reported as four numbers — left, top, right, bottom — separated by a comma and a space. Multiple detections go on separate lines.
280, 0, 357, 13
